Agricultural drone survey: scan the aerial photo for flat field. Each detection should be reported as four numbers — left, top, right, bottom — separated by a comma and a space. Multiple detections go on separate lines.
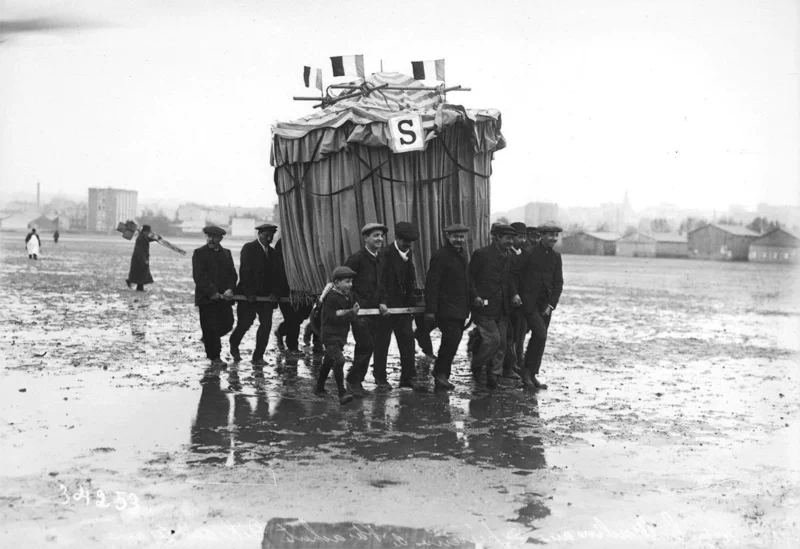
1, 232, 798, 548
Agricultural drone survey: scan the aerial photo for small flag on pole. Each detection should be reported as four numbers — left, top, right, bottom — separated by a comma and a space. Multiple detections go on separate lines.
330, 55, 365, 78
411, 59, 445, 81
303, 66, 323, 90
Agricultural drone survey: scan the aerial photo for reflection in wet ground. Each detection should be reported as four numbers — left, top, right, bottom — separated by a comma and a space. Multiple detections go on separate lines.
262, 518, 476, 549
189, 364, 547, 474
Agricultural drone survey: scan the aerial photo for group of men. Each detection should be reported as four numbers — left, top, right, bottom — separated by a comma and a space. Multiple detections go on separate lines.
191, 218, 563, 394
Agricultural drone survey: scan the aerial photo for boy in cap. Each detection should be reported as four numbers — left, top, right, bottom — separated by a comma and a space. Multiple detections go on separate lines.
315, 266, 360, 405
424, 223, 477, 390
343, 222, 388, 395
229, 223, 278, 366
468, 223, 521, 389
519, 222, 564, 391
374, 221, 422, 391
193, 226, 238, 369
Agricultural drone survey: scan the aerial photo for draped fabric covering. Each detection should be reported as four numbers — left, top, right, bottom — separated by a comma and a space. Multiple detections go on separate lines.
271, 72, 505, 294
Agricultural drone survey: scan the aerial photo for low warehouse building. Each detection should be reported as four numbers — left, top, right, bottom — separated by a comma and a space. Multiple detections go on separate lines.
748, 228, 799, 263
654, 233, 688, 258
616, 232, 656, 258
688, 223, 758, 261
558, 231, 620, 255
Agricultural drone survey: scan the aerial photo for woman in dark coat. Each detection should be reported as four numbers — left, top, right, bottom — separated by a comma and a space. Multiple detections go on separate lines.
126, 225, 159, 291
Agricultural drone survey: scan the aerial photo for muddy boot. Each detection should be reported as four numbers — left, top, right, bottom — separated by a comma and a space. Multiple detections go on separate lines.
434, 374, 454, 390
486, 373, 499, 389
338, 390, 354, 405
532, 375, 548, 390
375, 380, 393, 392
502, 368, 521, 381
520, 370, 537, 392
314, 383, 328, 397
275, 326, 285, 350
345, 380, 365, 399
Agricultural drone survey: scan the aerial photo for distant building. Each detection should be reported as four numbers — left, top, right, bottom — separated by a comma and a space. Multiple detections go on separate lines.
618, 232, 688, 258
230, 217, 256, 239
87, 188, 138, 232
559, 231, 619, 255
0, 212, 38, 231
523, 202, 559, 228
688, 223, 759, 261
748, 229, 799, 263
617, 232, 657, 258
176, 203, 228, 226
654, 233, 688, 258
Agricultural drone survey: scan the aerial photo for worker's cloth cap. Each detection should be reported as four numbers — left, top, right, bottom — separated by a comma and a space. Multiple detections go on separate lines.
537, 222, 563, 233
526, 226, 541, 235
256, 223, 278, 232
444, 223, 469, 234
203, 226, 226, 236
394, 222, 419, 241
510, 222, 527, 235
331, 266, 357, 282
493, 223, 517, 236
141, 224, 152, 232
361, 222, 389, 235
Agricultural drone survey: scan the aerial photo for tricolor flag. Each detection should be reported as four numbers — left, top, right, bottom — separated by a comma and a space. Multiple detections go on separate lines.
303, 66, 322, 90
411, 59, 445, 82
330, 54, 365, 78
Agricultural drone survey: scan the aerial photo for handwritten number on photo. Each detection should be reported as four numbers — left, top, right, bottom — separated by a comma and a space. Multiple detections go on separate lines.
58, 484, 70, 505
74, 485, 90, 505
96, 490, 109, 508
114, 491, 128, 511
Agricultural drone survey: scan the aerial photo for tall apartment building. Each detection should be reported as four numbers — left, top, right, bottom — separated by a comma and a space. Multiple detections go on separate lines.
87, 188, 138, 232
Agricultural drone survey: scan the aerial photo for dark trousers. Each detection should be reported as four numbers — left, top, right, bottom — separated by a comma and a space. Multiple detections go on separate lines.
433, 317, 465, 379
524, 312, 552, 375
373, 315, 416, 382
347, 317, 376, 384
199, 302, 234, 360
503, 313, 528, 371
229, 301, 275, 360
472, 314, 509, 377
277, 302, 313, 350
318, 340, 346, 393
413, 314, 435, 354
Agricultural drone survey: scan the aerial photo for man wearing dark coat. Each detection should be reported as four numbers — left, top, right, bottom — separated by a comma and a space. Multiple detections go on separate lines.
501, 222, 531, 380
424, 223, 477, 390
519, 222, 564, 390
126, 224, 159, 291
344, 222, 388, 395
373, 221, 422, 391
273, 237, 312, 354
193, 226, 238, 368
229, 223, 278, 366
468, 224, 520, 389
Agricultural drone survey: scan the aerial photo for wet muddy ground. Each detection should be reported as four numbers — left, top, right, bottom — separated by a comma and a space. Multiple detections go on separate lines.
1, 232, 798, 548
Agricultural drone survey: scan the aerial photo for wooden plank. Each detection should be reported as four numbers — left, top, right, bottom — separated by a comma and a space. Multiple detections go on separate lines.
354, 307, 425, 316
231, 295, 292, 303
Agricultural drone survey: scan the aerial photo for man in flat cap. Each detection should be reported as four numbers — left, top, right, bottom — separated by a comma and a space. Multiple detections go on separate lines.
424, 223, 477, 390
193, 226, 238, 370
525, 226, 541, 252
519, 222, 564, 391
502, 222, 531, 380
466, 222, 502, 355
343, 222, 388, 395
374, 221, 422, 391
468, 223, 521, 389
229, 223, 279, 366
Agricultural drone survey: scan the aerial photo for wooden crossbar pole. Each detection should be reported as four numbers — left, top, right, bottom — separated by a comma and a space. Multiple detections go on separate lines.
293, 96, 326, 101
353, 307, 425, 316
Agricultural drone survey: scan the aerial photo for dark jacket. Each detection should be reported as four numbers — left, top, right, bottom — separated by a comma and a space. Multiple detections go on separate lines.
127, 232, 155, 285
236, 239, 276, 297
508, 246, 530, 315
321, 289, 355, 343
378, 242, 417, 308
345, 248, 381, 308
425, 242, 476, 321
520, 243, 564, 314
192, 245, 238, 306
468, 243, 516, 317
272, 239, 291, 298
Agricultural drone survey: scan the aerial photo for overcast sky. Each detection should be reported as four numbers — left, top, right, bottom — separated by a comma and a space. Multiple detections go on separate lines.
1, 0, 797, 212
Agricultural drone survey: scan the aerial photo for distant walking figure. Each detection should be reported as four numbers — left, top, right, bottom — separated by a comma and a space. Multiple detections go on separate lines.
126, 225, 159, 291
53, 230, 60, 244
25, 228, 41, 260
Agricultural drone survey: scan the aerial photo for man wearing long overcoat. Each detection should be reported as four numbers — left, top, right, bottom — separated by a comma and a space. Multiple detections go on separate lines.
424, 224, 477, 390
344, 222, 388, 394
374, 221, 422, 391
229, 223, 278, 366
126, 224, 159, 291
193, 226, 238, 368
468, 224, 520, 389
519, 222, 564, 390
